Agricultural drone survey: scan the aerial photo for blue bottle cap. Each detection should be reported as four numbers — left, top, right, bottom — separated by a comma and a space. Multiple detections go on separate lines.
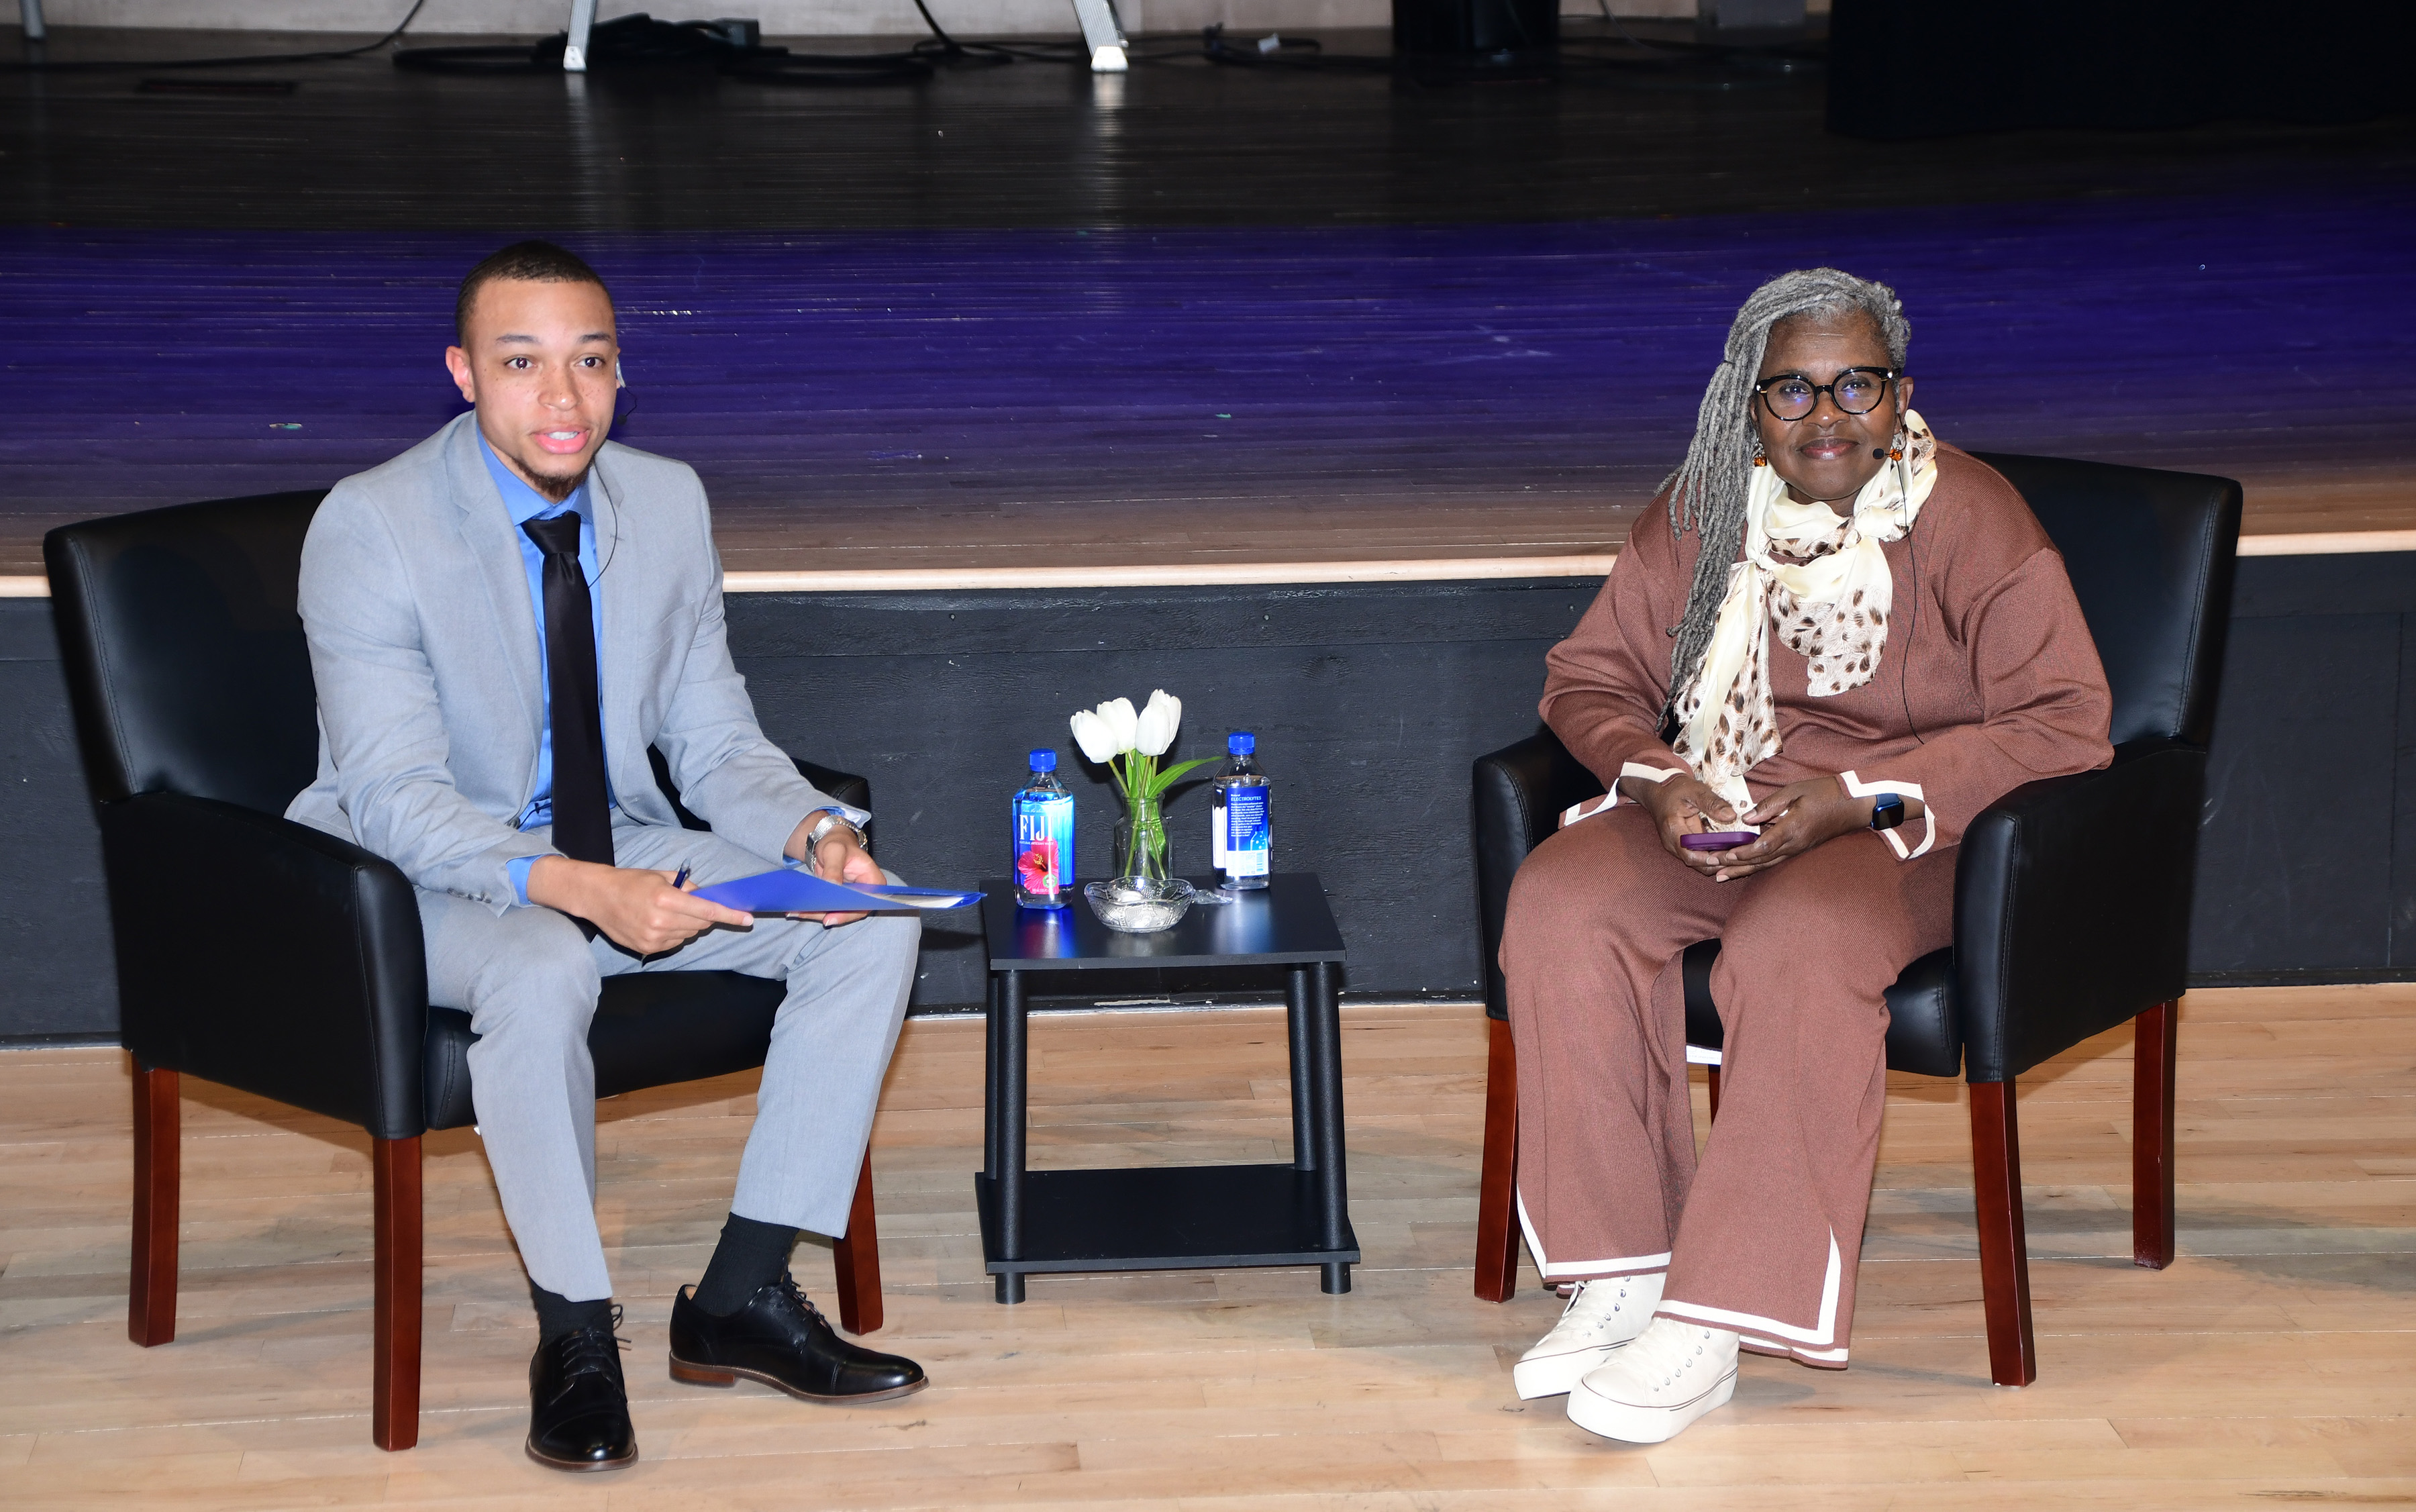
1029, 748, 1057, 771
1228, 731, 1255, 754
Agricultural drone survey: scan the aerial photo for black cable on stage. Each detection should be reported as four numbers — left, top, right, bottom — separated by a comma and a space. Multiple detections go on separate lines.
4, 0, 426, 71
395, 13, 928, 84
392, 6, 1114, 85
896, 0, 1018, 68
391, 5, 1203, 85
1199, 25, 1391, 72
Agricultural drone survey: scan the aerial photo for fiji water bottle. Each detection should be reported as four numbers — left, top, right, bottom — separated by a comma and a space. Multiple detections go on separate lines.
1012, 749, 1075, 909
1210, 731, 1271, 892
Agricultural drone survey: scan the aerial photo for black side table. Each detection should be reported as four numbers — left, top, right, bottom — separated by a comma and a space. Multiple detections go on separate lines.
975, 872, 1357, 1303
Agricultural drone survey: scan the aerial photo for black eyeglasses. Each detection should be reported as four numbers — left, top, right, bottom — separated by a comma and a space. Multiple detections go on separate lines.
1754, 367, 1901, 421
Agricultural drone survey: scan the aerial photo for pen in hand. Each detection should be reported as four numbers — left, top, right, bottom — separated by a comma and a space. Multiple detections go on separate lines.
671, 862, 693, 891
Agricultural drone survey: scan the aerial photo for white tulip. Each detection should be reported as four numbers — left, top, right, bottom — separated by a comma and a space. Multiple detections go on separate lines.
1098, 697, 1139, 754
1069, 708, 1119, 765
1134, 689, 1181, 756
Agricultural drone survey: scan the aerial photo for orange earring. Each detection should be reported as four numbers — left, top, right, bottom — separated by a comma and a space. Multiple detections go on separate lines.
1888, 447, 1904, 462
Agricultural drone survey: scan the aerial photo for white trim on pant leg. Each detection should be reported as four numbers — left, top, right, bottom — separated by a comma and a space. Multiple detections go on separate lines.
1739, 1335, 1850, 1364
1658, 1230, 1845, 1346
1517, 1185, 1672, 1280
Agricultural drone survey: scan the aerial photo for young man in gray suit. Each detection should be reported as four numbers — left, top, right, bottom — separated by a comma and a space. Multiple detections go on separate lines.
287, 242, 925, 1471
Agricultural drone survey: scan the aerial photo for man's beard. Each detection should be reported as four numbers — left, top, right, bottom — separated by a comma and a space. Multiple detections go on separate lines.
526, 462, 589, 503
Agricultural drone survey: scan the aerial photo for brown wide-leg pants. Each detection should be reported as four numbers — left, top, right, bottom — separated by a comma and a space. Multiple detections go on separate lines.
1501, 802, 1954, 1366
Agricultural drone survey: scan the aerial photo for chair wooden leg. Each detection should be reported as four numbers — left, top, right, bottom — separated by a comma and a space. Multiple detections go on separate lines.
128, 1064, 179, 1348
2133, 998, 2178, 1270
1705, 1064, 1721, 1123
1968, 1079, 2037, 1387
371, 1137, 422, 1453
832, 1148, 885, 1335
1473, 1017, 1521, 1303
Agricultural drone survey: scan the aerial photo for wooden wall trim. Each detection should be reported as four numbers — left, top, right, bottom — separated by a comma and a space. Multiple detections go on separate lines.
3, 526, 2405, 599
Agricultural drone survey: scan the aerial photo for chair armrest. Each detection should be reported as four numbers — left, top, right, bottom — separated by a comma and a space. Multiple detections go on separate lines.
646, 747, 870, 845
1471, 729, 1609, 1021
1954, 740, 2205, 1083
793, 759, 872, 828
99, 792, 430, 1140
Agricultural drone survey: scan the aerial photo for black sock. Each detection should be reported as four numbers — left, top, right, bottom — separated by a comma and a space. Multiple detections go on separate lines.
693, 1211, 799, 1316
529, 1281, 614, 1345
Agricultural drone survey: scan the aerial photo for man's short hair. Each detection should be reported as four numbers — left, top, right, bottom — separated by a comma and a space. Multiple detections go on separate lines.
455, 241, 611, 342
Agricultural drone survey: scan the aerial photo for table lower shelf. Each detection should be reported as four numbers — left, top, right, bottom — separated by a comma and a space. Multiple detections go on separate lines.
975, 1164, 1360, 1275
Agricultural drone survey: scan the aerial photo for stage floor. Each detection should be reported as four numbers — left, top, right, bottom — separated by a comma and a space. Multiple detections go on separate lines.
2, 989, 2411, 1506
3, 27, 2413, 583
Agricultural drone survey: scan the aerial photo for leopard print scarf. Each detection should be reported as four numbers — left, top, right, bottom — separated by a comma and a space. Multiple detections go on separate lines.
1669, 411, 1939, 817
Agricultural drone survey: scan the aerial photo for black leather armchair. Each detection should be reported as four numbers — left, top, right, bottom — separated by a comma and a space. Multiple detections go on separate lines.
1468, 453, 2241, 1387
46, 491, 891, 1452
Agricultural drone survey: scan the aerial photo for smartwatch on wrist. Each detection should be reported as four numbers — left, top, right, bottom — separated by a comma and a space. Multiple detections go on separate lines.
1868, 793, 1907, 832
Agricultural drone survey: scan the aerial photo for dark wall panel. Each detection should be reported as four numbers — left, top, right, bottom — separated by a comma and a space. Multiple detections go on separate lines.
0, 611, 116, 1040
5, 552, 2412, 1040
2395, 613, 2416, 970
2191, 551, 2416, 982
725, 581, 1589, 1010
2193, 613, 2399, 975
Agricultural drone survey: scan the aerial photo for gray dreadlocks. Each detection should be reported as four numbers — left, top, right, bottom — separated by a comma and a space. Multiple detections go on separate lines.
1657, 267, 1912, 724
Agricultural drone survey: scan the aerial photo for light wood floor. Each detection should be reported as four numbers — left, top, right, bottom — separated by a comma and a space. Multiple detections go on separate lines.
2, 989, 2411, 1509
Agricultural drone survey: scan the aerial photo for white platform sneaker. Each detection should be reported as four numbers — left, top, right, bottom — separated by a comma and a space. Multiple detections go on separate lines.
1566, 1318, 1738, 1444
1511, 1272, 1664, 1401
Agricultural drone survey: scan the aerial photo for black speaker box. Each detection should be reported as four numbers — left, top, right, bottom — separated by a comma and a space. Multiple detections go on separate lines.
1831, 0, 2416, 138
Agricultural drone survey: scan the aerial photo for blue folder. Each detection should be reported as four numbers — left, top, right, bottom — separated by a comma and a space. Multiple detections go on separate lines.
693, 869, 982, 914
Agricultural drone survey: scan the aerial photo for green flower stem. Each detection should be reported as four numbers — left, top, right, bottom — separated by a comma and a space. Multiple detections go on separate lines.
1107, 750, 1219, 881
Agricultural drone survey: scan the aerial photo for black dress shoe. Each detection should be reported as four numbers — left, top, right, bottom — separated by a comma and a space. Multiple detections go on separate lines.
526, 1315, 638, 1472
668, 1275, 927, 1403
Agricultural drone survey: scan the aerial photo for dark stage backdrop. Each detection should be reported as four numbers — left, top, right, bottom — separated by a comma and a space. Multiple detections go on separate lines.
1830, 0, 2416, 139
3, 558, 2413, 1042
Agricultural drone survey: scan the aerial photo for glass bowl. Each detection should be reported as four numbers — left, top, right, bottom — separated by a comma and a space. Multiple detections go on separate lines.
1083, 876, 1196, 934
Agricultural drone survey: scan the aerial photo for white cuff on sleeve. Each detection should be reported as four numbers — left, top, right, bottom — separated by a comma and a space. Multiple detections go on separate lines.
1556, 758, 1691, 831
1839, 770, 1935, 859
1561, 762, 1684, 829
781, 803, 875, 866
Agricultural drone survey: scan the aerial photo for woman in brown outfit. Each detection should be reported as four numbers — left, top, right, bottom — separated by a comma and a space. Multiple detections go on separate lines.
1501, 268, 2112, 1443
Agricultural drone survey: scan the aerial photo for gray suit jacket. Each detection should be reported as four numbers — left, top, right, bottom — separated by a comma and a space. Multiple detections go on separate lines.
287, 413, 842, 913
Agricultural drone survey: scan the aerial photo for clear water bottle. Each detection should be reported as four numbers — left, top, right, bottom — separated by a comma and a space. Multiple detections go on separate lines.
1012, 749, 1075, 909
1210, 731, 1271, 892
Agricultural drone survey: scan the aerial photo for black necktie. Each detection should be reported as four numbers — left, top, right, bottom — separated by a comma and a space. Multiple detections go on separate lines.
521, 511, 614, 867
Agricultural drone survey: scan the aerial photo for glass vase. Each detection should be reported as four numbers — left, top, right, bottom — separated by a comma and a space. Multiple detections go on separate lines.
1114, 794, 1172, 882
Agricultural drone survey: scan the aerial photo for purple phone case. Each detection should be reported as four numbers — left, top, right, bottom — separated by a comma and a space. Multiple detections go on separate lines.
1680, 831, 1757, 852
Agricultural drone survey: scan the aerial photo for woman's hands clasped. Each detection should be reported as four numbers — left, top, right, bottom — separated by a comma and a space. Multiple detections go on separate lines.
1715, 778, 1884, 880
1625, 772, 1746, 879
1627, 772, 1917, 883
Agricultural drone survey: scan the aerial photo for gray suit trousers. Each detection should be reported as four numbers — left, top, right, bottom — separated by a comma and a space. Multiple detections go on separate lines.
419, 817, 919, 1301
